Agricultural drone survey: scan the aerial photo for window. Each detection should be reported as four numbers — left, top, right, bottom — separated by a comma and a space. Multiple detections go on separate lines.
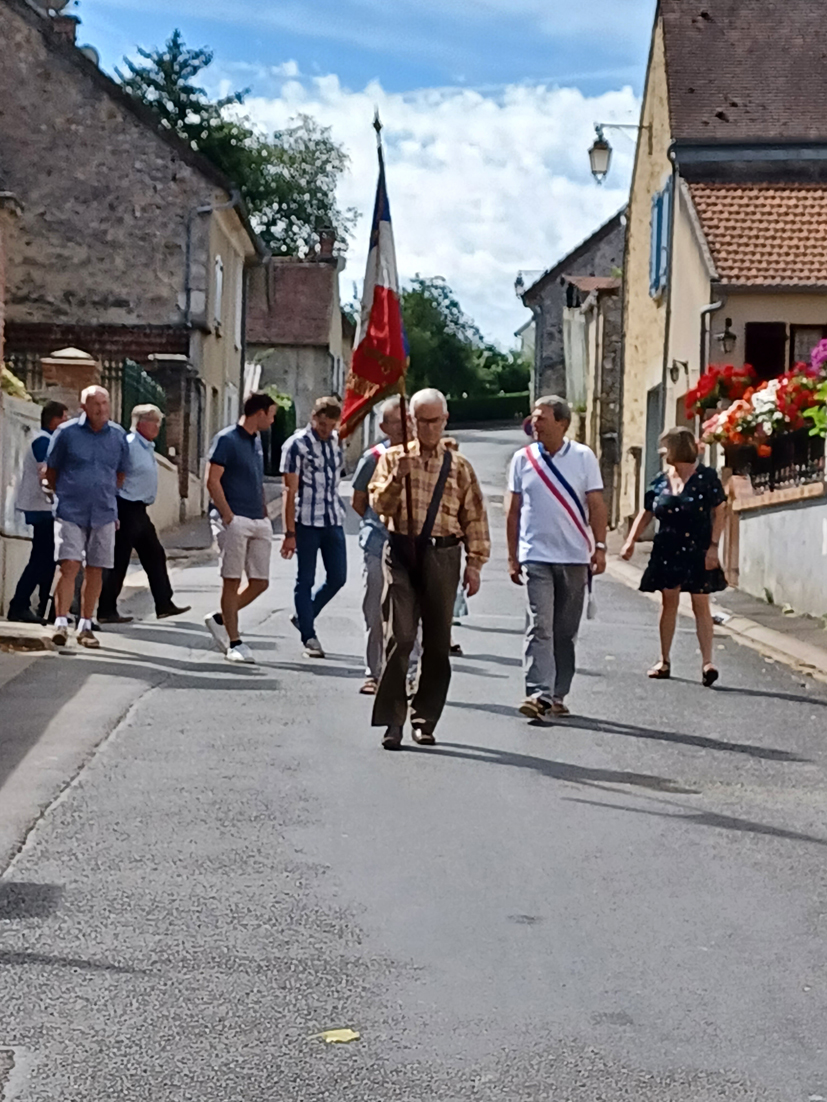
789, 324, 827, 367
744, 322, 787, 381
649, 177, 672, 299
213, 255, 224, 333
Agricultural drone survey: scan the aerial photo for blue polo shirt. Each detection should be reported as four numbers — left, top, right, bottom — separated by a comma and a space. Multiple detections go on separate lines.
46, 415, 129, 528
208, 425, 265, 519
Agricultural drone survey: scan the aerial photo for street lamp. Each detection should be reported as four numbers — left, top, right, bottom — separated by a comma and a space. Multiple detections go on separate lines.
588, 121, 652, 183
588, 126, 612, 184
716, 318, 737, 355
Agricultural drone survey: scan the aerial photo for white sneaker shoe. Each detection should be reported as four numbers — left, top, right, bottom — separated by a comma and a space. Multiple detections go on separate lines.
225, 642, 255, 664
303, 636, 325, 659
205, 611, 229, 652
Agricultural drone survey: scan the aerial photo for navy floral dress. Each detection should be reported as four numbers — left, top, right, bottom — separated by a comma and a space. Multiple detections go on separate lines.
639, 464, 727, 594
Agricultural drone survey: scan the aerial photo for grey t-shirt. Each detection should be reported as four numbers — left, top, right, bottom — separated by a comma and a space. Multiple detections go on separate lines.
352, 442, 389, 555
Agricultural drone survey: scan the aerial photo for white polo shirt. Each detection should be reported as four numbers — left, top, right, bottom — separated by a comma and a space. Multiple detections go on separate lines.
508, 440, 603, 564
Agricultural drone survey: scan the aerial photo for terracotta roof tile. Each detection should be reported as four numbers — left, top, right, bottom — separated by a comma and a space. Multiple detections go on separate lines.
689, 183, 827, 286
246, 259, 336, 346
662, 0, 827, 142
563, 276, 621, 293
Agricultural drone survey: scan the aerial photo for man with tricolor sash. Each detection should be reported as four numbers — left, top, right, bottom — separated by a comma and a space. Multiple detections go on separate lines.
506, 395, 608, 720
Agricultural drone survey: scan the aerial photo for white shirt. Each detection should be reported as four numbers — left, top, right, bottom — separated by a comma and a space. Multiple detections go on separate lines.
508, 440, 603, 564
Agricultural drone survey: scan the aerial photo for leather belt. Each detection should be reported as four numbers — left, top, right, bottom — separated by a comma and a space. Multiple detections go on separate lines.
430, 535, 461, 548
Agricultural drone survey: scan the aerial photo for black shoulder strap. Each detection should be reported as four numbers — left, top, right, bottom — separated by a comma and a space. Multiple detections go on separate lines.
418, 450, 453, 544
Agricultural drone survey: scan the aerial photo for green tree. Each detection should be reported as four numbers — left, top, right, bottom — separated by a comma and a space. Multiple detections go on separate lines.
401, 276, 483, 398
117, 31, 356, 256
400, 277, 528, 398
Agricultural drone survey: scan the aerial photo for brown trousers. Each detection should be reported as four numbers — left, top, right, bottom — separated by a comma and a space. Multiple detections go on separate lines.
372, 541, 462, 733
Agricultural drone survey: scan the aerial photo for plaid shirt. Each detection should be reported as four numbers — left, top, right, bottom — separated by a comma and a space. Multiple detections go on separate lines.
368, 438, 490, 567
280, 425, 346, 527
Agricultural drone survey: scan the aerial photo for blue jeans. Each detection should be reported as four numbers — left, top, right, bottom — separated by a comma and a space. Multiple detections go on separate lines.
294, 524, 347, 642
9, 517, 55, 617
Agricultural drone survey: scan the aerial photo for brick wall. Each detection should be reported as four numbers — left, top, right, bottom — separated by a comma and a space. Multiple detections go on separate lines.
0, 0, 230, 332
4, 322, 189, 364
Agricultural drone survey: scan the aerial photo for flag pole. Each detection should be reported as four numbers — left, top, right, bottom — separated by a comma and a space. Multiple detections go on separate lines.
374, 109, 415, 541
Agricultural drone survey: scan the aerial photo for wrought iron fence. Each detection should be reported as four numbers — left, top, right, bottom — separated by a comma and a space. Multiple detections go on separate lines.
747, 430, 825, 494
4, 353, 167, 456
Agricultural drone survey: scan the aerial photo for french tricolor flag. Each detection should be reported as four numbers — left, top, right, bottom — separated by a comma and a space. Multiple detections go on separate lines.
339, 134, 407, 438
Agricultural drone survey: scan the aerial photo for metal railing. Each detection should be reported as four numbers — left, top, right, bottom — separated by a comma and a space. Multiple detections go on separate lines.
748, 430, 825, 494
5, 353, 168, 456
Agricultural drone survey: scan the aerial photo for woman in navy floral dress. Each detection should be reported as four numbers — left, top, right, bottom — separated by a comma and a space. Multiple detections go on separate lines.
621, 427, 727, 686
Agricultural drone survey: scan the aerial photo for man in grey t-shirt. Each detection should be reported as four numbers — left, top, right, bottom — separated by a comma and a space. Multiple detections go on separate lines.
350, 395, 410, 693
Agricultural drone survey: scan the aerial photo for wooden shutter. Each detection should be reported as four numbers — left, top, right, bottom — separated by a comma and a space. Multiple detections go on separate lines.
658, 177, 672, 295
649, 192, 662, 297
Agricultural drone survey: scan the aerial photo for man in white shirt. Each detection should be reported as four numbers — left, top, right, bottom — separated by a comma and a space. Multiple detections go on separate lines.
506, 395, 608, 719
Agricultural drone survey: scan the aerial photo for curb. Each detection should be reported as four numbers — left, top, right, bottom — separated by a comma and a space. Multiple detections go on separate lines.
605, 557, 827, 686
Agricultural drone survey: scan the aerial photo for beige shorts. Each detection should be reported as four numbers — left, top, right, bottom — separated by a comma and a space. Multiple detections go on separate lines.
211, 514, 273, 580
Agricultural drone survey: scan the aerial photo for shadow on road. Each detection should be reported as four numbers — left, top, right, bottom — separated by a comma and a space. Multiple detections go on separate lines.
446, 701, 807, 762
422, 742, 699, 795
564, 796, 827, 847
676, 680, 827, 709
0, 949, 145, 974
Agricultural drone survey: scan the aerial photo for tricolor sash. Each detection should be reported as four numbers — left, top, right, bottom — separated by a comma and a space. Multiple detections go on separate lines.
524, 442, 594, 553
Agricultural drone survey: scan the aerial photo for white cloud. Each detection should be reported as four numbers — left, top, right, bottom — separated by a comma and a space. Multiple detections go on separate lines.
243, 74, 639, 345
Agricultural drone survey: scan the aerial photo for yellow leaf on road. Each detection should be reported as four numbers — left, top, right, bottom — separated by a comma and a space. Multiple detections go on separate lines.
311, 1028, 361, 1044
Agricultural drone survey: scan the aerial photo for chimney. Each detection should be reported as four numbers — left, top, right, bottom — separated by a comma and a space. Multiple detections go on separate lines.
318, 227, 336, 260
52, 15, 80, 45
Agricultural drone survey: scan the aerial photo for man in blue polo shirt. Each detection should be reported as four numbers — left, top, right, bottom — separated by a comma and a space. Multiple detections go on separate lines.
204, 392, 277, 664
45, 385, 130, 649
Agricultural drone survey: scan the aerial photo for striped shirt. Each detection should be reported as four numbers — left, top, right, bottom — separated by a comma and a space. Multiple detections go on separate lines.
280, 424, 346, 528
369, 438, 491, 567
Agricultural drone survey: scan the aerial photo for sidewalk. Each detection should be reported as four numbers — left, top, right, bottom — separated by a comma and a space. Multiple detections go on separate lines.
0, 514, 217, 659
606, 532, 827, 685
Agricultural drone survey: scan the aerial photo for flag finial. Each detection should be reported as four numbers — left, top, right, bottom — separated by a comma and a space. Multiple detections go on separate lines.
373, 108, 383, 135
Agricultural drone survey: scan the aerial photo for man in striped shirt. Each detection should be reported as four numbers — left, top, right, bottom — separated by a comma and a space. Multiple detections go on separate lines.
280, 396, 347, 658
506, 395, 608, 720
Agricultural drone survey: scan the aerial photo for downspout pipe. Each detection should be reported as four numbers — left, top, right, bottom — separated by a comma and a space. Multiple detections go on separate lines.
699, 299, 725, 374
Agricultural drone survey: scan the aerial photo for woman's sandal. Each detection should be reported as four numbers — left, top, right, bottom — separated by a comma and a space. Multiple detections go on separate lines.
647, 661, 671, 679
702, 665, 719, 688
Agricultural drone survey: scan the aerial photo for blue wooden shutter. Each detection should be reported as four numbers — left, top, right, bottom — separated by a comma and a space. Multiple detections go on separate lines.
649, 191, 662, 297
658, 177, 673, 296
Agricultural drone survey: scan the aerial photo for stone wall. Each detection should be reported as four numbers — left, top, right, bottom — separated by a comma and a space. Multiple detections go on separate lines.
525, 222, 625, 400
0, 0, 230, 332
253, 345, 333, 429
738, 494, 827, 617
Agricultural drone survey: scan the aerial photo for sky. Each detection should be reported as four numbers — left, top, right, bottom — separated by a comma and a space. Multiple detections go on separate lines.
77, 0, 654, 346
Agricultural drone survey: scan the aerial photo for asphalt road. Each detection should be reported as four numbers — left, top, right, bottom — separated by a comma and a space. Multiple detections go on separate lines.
1, 426, 827, 1101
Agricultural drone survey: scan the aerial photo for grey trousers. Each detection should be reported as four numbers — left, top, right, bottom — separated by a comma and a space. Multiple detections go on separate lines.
372, 541, 462, 732
524, 562, 589, 701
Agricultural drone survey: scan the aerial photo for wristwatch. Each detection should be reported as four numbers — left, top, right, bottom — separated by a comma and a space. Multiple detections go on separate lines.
595, 541, 607, 551
284, 530, 296, 539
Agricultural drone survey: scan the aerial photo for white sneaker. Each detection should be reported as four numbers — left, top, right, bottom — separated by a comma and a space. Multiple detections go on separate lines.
205, 611, 229, 652
303, 636, 325, 659
225, 642, 255, 664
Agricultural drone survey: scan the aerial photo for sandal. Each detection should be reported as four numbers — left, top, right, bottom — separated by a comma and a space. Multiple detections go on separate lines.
647, 661, 671, 679
702, 665, 719, 688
